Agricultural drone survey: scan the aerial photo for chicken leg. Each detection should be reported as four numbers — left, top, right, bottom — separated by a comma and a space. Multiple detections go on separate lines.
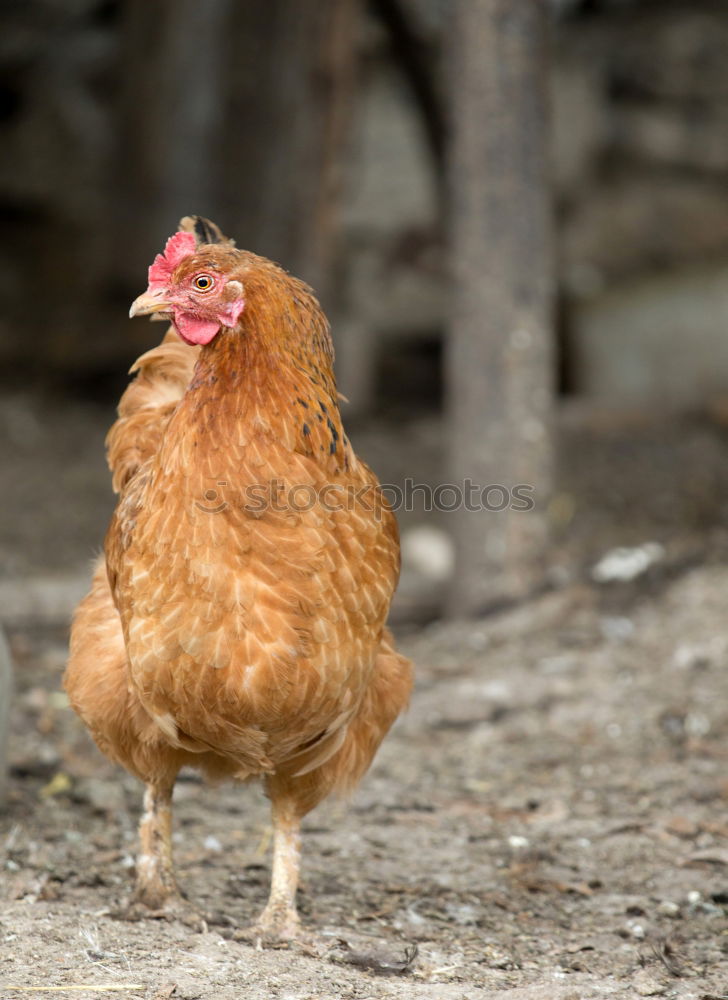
133, 780, 178, 908
253, 801, 302, 941
120, 778, 206, 930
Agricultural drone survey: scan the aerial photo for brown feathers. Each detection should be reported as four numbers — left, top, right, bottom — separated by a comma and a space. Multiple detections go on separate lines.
106, 329, 196, 492
65, 241, 412, 853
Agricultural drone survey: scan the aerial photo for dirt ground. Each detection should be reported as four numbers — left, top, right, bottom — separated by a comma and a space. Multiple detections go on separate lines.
4, 393, 728, 999
3, 560, 728, 999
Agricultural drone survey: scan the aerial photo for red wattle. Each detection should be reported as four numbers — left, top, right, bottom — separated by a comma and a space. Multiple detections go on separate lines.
173, 312, 221, 345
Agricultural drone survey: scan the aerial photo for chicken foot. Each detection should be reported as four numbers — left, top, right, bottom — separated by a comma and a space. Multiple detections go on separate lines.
133, 781, 178, 908
234, 802, 303, 944
256, 811, 302, 939
118, 780, 207, 931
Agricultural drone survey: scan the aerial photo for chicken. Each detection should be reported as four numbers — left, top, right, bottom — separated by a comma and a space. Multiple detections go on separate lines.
64, 216, 413, 941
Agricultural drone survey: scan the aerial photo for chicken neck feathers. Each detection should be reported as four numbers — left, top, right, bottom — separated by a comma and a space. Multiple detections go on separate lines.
104, 254, 400, 776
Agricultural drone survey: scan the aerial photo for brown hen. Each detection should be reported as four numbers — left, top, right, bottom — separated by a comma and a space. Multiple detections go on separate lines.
64, 217, 413, 941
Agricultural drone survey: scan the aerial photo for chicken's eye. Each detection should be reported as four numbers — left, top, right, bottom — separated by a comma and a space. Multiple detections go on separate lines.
193, 274, 214, 292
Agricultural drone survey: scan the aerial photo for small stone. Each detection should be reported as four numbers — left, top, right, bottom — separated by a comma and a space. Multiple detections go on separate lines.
656, 900, 680, 917
685, 712, 710, 737
600, 616, 635, 641
665, 815, 698, 838
508, 835, 530, 850
401, 526, 454, 583
591, 543, 665, 583
483, 944, 517, 970
633, 970, 666, 996
467, 631, 489, 652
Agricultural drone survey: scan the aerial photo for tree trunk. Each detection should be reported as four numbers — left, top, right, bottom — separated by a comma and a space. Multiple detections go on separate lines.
110, 0, 354, 346
446, 0, 555, 616
114, 0, 233, 285
221, 0, 357, 307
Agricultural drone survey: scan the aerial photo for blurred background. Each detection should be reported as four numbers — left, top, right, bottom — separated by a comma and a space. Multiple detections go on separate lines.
3, 0, 728, 626
7, 6, 728, 986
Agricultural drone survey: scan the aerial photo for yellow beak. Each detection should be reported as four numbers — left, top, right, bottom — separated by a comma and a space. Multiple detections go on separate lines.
129, 288, 173, 319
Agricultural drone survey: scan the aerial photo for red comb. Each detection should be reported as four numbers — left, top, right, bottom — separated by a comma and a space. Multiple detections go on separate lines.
148, 231, 197, 289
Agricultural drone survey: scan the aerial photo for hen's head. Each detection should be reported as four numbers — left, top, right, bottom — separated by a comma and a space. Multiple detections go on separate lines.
129, 230, 245, 346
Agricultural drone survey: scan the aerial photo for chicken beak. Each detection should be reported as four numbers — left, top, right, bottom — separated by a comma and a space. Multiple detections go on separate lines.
129, 288, 173, 319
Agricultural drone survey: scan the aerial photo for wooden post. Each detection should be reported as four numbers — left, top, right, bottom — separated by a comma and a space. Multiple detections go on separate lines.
446, 0, 555, 616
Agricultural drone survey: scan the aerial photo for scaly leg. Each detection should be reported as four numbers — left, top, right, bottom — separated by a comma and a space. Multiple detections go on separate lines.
115, 779, 207, 930
253, 803, 302, 941
132, 781, 178, 908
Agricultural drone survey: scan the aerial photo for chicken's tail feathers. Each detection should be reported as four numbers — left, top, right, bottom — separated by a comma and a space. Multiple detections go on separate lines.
153, 714, 276, 775
327, 631, 413, 795
178, 215, 235, 248
287, 708, 357, 778
264, 633, 413, 817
